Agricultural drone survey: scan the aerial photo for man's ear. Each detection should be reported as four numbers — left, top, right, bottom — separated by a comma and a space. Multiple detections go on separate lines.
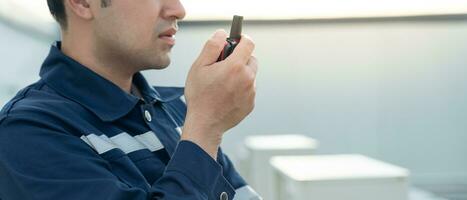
65, 0, 94, 20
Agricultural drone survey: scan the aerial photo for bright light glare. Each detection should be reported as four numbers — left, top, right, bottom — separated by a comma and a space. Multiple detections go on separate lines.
0, 1, 54, 23
2, 0, 467, 23
0, 0, 56, 38
182, 0, 467, 20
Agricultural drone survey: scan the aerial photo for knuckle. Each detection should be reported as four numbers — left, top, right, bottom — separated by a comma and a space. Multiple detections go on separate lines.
251, 56, 258, 64
250, 64, 258, 74
250, 41, 256, 50
245, 38, 255, 50
248, 87, 256, 97
206, 39, 223, 49
247, 72, 256, 83
243, 73, 256, 88
248, 98, 256, 112
235, 60, 245, 68
230, 61, 244, 71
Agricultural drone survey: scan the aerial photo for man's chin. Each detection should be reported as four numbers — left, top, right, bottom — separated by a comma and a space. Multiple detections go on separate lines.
141, 60, 171, 71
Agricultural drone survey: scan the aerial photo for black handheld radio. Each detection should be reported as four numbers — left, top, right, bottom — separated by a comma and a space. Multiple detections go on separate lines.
217, 15, 243, 61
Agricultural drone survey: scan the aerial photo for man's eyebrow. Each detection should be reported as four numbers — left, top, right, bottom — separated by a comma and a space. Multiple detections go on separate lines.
101, 0, 112, 8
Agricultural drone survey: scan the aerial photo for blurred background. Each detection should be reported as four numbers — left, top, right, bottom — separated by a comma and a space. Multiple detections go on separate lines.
0, 0, 466, 199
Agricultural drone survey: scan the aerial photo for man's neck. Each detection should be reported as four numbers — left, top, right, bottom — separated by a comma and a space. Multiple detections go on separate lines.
61, 34, 134, 93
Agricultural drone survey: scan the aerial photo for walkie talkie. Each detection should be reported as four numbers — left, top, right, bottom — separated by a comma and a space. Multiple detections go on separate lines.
217, 15, 243, 61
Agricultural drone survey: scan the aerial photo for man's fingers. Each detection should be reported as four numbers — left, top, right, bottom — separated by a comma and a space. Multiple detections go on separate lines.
226, 34, 255, 65
194, 30, 228, 67
247, 56, 258, 75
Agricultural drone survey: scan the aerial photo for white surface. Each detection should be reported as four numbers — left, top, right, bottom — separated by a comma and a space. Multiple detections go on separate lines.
238, 134, 318, 200
271, 154, 409, 181
409, 188, 448, 200
271, 154, 409, 200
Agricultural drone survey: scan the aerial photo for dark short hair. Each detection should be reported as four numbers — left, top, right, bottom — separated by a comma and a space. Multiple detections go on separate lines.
47, 0, 112, 29
47, 0, 67, 28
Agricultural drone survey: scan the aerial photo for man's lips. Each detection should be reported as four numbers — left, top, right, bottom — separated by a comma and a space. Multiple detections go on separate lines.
159, 28, 177, 45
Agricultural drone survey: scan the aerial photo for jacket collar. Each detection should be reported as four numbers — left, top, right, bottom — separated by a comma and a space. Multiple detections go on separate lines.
39, 42, 178, 122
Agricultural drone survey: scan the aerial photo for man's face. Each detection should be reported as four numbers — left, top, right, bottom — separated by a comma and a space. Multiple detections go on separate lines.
90, 0, 186, 72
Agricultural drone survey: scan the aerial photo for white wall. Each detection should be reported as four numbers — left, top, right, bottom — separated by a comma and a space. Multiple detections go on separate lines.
145, 18, 467, 188
1, 17, 466, 189
0, 20, 55, 104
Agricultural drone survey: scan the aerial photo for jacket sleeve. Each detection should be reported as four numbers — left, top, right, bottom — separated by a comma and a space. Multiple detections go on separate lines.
217, 149, 263, 200
0, 116, 235, 200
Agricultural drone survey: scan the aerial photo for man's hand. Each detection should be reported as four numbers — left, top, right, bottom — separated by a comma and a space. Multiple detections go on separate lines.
182, 30, 257, 160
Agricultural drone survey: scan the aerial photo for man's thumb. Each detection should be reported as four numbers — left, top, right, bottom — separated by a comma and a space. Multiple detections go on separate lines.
193, 30, 228, 67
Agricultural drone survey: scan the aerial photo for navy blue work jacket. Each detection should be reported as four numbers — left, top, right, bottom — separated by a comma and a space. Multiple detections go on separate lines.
0, 43, 261, 200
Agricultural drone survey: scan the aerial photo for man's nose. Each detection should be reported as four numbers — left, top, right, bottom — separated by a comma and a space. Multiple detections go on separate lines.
161, 0, 186, 20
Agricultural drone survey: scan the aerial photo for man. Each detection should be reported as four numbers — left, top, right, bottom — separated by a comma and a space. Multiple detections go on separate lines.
0, 0, 261, 199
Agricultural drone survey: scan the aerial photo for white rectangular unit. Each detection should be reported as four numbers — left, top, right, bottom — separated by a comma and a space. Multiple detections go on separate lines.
271, 155, 410, 200
237, 134, 318, 200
